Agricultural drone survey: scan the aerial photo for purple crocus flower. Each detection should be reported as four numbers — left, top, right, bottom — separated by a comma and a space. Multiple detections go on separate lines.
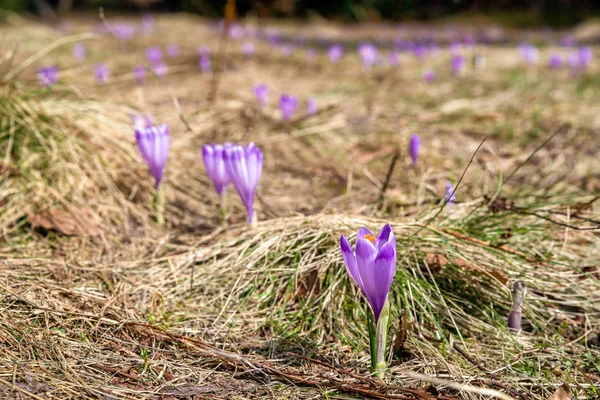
445, 182, 456, 204
568, 52, 582, 76
409, 134, 421, 165
135, 123, 170, 188
340, 224, 397, 322
578, 46, 592, 68
199, 55, 211, 73
94, 63, 109, 85
223, 143, 263, 224
451, 55, 465, 76
548, 54, 563, 69
133, 65, 146, 85
230, 24, 244, 40
73, 43, 87, 62
519, 43, 539, 66
328, 45, 343, 63
152, 61, 168, 78
146, 46, 163, 64
279, 94, 298, 122
306, 98, 317, 116
358, 43, 378, 68
202, 143, 230, 196
242, 41, 255, 57
37, 66, 59, 87
113, 23, 135, 40
166, 44, 180, 58
413, 44, 427, 61
422, 69, 436, 83
254, 84, 268, 107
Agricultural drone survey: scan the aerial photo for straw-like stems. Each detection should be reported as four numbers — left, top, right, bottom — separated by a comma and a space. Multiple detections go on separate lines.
154, 184, 165, 225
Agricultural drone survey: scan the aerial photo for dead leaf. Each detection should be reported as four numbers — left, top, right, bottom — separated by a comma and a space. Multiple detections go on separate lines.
27, 206, 103, 236
547, 384, 570, 400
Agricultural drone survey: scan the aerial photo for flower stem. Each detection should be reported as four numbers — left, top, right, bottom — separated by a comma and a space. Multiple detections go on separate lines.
154, 184, 165, 226
220, 191, 228, 227
371, 302, 390, 379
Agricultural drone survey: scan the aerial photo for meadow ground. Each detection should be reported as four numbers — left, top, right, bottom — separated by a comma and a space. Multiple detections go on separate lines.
0, 11, 600, 399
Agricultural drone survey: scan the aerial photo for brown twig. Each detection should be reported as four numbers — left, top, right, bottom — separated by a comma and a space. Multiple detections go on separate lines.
378, 151, 400, 208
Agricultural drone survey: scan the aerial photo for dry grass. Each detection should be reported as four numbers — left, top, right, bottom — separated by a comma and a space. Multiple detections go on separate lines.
0, 11, 599, 399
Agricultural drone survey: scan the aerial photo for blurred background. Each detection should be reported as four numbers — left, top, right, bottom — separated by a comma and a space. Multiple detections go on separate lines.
1, 0, 599, 27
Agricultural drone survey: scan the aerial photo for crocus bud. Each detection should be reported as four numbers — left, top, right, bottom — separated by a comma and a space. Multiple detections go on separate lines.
508, 280, 526, 334
409, 134, 421, 165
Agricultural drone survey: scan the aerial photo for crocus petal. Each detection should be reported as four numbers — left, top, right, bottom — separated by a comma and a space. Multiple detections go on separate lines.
355, 236, 377, 291
357, 227, 373, 239
374, 224, 392, 250
369, 241, 397, 321
340, 235, 363, 291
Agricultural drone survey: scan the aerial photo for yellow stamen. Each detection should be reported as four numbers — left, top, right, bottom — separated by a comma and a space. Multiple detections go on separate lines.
365, 234, 376, 244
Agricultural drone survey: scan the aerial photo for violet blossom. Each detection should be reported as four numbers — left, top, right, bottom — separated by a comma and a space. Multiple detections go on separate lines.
340, 224, 396, 377
422, 69, 436, 83
328, 45, 343, 63
37, 66, 59, 87
223, 143, 263, 225
279, 94, 298, 122
451, 55, 465, 76
254, 84, 269, 107
73, 43, 87, 62
94, 63, 110, 85
307, 98, 317, 116
358, 43, 378, 69
133, 65, 146, 85
548, 54, 563, 69
409, 134, 421, 165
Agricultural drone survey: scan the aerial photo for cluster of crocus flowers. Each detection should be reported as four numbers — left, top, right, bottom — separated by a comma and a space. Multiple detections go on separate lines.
37, 65, 59, 87
203, 143, 263, 225
135, 121, 170, 225
340, 224, 397, 377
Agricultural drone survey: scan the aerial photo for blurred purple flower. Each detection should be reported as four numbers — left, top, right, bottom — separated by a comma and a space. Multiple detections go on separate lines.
422, 69, 436, 83
413, 44, 427, 61
358, 43, 378, 68
519, 43, 539, 65
560, 35, 575, 47
445, 182, 456, 204
548, 54, 563, 69
242, 41, 255, 57
451, 55, 465, 76
73, 43, 87, 62
279, 94, 298, 121
37, 65, 59, 87
94, 63, 109, 84
230, 23, 244, 39
340, 224, 396, 322
281, 44, 294, 57
449, 41, 462, 56
254, 84, 269, 107
578, 46, 592, 68
113, 23, 135, 40
306, 48, 317, 62
199, 55, 211, 73
307, 98, 317, 116
135, 123, 170, 188
464, 33, 476, 47
152, 61, 168, 78
133, 65, 146, 85
202, 143, 231, 196
328, 45, 343, 63
146, 46, 163, 64
223, 143, 263, 224
166, 44, 180, 58
409, 134, 421, 165
389, 51, 400, 66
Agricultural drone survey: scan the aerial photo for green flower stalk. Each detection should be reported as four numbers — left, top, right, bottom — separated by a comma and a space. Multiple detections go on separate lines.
340, 224, 397, 378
